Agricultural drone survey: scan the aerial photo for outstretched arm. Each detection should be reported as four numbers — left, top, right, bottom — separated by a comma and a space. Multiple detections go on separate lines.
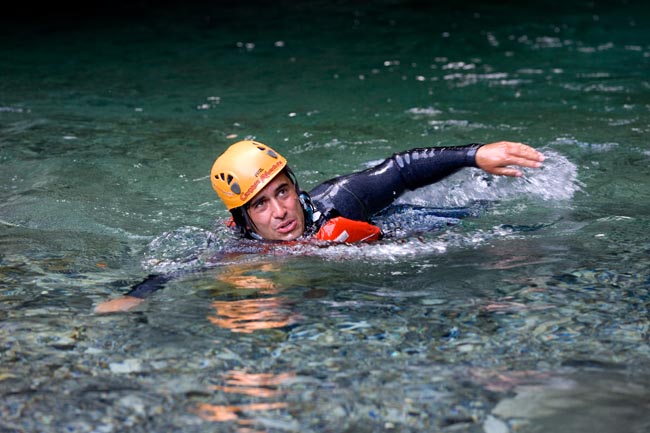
309, 144, 481, 221
308, 141, 544, 222
476, 141, 544, 177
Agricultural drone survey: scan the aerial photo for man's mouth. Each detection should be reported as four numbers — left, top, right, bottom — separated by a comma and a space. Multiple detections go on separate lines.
275, 219, 297, 234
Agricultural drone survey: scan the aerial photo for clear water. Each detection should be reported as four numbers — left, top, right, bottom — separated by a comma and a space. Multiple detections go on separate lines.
2, 1, 650, 432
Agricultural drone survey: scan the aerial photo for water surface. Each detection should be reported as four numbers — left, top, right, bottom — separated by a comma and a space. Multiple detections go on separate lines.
2, 1, 650, 432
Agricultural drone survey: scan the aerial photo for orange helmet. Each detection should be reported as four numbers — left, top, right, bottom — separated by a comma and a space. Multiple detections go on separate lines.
210, 140, 288, 210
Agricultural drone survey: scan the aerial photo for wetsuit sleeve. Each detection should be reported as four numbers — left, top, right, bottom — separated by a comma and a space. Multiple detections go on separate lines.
125, 274, 174, 299
308, 144, 482, 221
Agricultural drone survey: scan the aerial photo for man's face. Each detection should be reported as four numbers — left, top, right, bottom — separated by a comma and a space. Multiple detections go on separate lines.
246, 173, 305, 241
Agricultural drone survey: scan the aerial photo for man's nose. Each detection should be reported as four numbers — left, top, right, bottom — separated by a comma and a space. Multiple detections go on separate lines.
270, 199, 286, 218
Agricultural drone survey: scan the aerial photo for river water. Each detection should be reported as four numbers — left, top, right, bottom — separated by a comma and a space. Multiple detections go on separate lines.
2, 1, 650, 432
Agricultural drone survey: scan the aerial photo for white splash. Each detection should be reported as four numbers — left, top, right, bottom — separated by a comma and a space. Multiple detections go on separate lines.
396, 148, 580, 207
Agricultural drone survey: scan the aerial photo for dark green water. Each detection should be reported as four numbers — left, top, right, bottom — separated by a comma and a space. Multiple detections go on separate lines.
2, 1, 650, 432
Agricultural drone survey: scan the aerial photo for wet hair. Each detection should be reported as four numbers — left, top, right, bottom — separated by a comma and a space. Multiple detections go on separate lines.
230, 205, 259, 239
229, 166, 309, 240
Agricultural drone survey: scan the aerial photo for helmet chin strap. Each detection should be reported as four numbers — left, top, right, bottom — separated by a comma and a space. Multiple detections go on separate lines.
299, 191, 321, 224
248, 230, 263, 241
284, 165, 322, 225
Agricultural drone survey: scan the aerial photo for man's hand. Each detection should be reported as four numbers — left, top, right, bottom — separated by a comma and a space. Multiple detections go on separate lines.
94, 295, 144, 313
475, 141, 545, 177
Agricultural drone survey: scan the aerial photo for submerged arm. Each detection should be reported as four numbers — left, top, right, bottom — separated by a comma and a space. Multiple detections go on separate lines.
93, 273, 175, 313
93, 247, 246, 314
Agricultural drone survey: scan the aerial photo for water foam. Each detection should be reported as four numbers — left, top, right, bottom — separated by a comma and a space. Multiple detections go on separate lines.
395, 148, 579, 207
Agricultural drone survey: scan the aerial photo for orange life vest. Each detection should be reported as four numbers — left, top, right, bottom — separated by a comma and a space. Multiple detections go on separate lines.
314, 216, 381, 243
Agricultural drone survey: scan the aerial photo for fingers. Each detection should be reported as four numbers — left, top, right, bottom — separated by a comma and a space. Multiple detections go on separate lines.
476, 141, 544, 177
508, 154, 543, 169
489, 166, 524, 177
502, 141, 545, 163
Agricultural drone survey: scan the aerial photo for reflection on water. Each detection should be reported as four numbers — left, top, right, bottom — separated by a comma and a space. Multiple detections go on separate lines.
194, 401, 288, 432
193, 370, 295, 432
195, 265, 299, 429
217, 264, 279, 292
207, 263, 301, 333
208, 297, 299, 333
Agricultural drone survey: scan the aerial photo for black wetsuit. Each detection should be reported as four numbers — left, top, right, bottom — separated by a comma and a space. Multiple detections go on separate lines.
126, 144, 482, 299
309, 144, 481, 222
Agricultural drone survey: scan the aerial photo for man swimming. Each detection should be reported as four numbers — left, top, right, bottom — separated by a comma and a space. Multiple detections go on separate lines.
213, 140, 543, 243
94, 139, 544, 313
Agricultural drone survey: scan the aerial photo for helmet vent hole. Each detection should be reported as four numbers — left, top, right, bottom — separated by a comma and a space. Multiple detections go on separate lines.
230, 182, 241, 194
266, 149, 278, 158
226, 174, 234, 184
